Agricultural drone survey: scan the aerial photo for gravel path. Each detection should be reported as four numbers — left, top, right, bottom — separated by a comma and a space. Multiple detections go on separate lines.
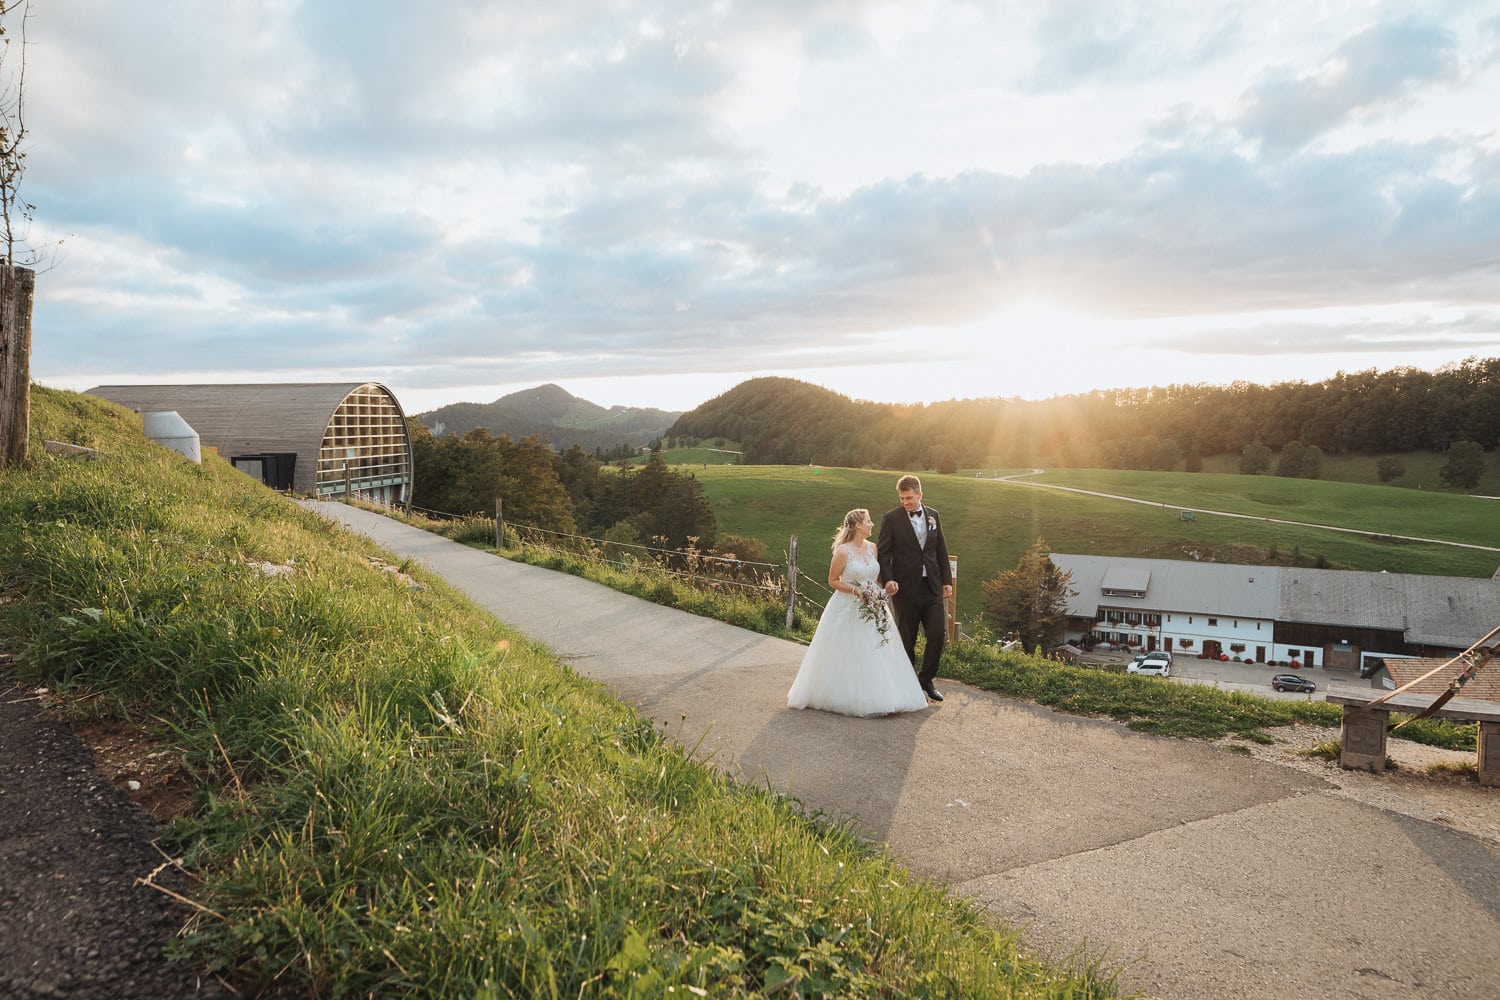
0, 672, 224, 1000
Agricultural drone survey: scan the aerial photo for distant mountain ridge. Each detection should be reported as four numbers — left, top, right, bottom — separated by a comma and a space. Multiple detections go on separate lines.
416, 384, 681, 453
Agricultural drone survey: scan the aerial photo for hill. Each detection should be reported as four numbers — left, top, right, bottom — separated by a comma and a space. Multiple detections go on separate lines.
417, 383, 680, 453
665, 360, 1500, 482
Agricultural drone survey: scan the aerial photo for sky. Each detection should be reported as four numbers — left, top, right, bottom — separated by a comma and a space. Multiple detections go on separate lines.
15, 1, 1500, 414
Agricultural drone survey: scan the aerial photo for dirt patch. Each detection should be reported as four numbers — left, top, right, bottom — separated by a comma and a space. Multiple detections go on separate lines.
73, 717, 196, 825
1217, 723, 1500, 845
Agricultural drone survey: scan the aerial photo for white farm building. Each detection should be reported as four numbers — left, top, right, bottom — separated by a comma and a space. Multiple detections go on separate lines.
1051, 553, 1500, 670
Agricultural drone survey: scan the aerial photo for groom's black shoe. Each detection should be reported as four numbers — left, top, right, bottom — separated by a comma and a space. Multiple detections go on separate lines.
922, 683, 944, 702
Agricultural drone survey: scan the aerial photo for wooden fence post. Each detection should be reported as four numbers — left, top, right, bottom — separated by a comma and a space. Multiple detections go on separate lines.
494, 497, 504, 548
0, 266, 37, 469
785, 534, 798, 629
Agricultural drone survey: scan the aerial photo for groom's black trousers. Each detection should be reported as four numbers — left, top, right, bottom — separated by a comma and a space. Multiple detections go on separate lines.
894, 595, 946, 685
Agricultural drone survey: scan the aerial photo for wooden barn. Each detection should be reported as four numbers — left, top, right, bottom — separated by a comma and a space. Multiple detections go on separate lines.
87, 382, 413, 504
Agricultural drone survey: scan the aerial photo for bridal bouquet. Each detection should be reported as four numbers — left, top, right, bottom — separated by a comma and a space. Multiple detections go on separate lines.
853, 581, 892, 645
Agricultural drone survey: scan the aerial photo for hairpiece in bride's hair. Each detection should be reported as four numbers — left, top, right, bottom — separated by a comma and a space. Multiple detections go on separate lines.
831, 507, 871, 553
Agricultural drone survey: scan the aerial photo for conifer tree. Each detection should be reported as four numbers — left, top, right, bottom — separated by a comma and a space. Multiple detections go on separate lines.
980, 537, 1076, 652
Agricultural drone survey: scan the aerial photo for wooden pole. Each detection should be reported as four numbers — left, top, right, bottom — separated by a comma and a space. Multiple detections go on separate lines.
784, 534, 798, 629
0, 266, 37, 469
947, 554, 959, 640
494, 497, 504, 548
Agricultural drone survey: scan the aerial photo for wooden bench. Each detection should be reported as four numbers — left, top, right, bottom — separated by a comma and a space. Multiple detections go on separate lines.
1325, 683, 1500, 787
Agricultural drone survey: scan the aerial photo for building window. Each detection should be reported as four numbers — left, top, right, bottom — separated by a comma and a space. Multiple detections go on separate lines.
1208, 618, 1218, 627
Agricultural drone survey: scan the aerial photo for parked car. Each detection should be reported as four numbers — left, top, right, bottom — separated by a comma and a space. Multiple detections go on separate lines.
1272, 673, 1317, 693
1132, 652, 1172, 677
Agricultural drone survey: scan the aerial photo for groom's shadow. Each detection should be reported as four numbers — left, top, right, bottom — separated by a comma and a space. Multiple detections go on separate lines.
732, 695, 933, 844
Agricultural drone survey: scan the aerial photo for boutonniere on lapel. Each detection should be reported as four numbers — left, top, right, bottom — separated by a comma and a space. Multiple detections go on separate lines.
925, 516, 936, 532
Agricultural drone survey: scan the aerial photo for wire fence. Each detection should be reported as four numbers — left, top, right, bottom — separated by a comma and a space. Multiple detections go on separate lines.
366, 496, 835, 619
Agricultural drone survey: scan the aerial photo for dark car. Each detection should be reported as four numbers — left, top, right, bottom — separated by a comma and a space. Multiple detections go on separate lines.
1271, 673, 1317, 693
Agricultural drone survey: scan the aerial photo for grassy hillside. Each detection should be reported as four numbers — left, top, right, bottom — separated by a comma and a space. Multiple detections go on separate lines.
689, 466, 1500, 623
1028, 469, 1500, 548
0, 388, 1108, 998
1196, 449, 1500, 495
627, 446, 744, 466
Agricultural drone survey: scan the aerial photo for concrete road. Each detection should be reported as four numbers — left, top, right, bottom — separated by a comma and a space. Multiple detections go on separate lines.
304, 500, 1500, 1000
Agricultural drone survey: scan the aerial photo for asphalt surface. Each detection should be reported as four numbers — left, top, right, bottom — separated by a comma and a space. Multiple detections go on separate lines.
305, 500, 1500, 1000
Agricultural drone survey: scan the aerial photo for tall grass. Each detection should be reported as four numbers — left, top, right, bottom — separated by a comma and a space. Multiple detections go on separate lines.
1, 387, 1114, 997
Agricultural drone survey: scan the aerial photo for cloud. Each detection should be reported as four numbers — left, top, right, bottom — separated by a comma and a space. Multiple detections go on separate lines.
1150, 311, 1500, 357
1235, 19, 1460, 154
1024, 1, 1242, 92
21, 1, 1500, 406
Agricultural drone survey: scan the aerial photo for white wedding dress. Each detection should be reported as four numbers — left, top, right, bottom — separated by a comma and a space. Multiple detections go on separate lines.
787, 543, 930, 717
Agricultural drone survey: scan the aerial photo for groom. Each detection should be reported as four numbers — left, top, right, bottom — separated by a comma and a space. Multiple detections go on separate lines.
878, 474, 953, 702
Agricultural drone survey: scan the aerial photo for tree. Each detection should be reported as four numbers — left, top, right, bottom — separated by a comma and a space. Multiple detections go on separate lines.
1238, 440, 1271, 475
980, 537, 1076, 652
1439, 440, 1486, 491
1376, 456, 1405, 483
0, 1, 37, 469
1300, 444, 1323, 479
407, 424, 576, 532
1275, 441, 1307, 478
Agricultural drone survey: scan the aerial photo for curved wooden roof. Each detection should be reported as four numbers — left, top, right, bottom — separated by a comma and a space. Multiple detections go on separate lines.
86, 382, 410, 495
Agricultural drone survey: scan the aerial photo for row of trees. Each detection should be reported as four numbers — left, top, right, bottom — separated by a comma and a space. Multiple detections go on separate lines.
407, 423, 718, 552
668, 361, 1500, 473
1236, 436, 1487, 488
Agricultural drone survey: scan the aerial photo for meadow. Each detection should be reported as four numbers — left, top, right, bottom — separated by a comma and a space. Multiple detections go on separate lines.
675, 463, 1500, 625
1197, 448, 1500, 495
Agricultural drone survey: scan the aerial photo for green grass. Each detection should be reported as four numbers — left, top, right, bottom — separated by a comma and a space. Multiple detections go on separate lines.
1198, 449, 1500, 496
1027, 469, 1500, 549
624, 446, 744, 466
942, 642, 1344, 740
687, 465, 1500, 626
1, 387, 1114, 998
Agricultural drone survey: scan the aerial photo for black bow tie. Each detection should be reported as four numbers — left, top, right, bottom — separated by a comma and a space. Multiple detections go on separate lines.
909, 510, 924, 519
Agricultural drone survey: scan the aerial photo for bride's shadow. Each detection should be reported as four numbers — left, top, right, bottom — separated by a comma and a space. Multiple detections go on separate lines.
731, 697, 934, 844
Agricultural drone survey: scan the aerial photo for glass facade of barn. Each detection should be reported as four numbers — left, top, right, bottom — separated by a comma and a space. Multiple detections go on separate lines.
316, 384, 412, 503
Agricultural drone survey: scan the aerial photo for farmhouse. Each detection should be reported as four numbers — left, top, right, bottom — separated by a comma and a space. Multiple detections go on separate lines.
88, 382, 413, 505
1051, 553, 1500, 670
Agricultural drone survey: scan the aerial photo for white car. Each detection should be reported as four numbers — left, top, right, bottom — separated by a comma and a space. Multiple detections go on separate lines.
1130, 652, 1172, 677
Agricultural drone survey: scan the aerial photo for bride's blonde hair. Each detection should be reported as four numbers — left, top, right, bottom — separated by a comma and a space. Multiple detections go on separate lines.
831, 508, 871, 553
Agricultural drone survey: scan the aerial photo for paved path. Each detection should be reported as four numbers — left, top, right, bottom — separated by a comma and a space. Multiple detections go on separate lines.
304, 501, 1500, 1000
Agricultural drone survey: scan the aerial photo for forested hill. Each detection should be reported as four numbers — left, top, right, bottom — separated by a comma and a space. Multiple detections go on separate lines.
665, 359, 1500, 471
416, 383, 680, 453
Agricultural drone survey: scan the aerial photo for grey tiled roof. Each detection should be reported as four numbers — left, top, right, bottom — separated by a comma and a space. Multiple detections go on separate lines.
1052, 554, 1500, 650
1052, 555, 1279, 619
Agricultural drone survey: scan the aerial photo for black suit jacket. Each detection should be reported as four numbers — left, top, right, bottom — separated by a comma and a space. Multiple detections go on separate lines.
877, 505, 951, 600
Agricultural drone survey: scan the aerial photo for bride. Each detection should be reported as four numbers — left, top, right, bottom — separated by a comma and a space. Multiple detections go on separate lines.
786, 508, 931, 717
